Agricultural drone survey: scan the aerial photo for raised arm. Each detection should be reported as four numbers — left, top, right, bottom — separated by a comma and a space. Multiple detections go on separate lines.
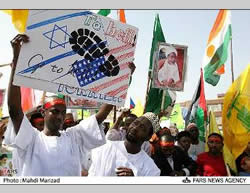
95, 104, 114, 125
110, 109, 130, 131
7, 34, 29, 135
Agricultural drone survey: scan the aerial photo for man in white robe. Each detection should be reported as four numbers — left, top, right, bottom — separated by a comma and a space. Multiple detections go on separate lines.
158, 46, 180, 87
89, 112, 161, 176
5, 34, 114, 176
106, 110, 151, 156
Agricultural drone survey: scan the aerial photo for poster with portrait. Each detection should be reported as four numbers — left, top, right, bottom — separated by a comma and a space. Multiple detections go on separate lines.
152, 42, 187, 91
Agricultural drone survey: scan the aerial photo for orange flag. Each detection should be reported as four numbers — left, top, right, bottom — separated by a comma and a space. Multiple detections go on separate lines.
117, 9, 126, 23
20, 87, 35, 112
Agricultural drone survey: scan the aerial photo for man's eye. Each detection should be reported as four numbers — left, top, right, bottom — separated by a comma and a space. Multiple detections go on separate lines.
51, 110, 58, 114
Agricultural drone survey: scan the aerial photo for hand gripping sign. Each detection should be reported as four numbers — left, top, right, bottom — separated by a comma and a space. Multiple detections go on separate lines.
13, 10, 138, 106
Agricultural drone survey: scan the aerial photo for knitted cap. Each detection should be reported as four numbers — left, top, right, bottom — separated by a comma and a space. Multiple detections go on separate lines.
141, 112, 160, 133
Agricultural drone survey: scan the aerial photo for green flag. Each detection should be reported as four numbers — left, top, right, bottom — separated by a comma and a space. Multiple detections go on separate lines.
145, 14, 175, 115
149, 14, 166, 71
97, 9, 111, 16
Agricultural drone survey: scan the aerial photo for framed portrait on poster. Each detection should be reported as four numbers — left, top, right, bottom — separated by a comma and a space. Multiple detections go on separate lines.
152, 42, 187, 91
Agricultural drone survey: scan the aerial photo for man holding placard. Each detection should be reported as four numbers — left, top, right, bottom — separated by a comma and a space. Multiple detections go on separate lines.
5, 34, 114, 176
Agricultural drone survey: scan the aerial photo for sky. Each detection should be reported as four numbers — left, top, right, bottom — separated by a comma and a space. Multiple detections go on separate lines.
1, 10, 250, 116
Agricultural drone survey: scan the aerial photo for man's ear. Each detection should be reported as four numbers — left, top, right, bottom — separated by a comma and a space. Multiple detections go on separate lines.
145, 134, 153, 142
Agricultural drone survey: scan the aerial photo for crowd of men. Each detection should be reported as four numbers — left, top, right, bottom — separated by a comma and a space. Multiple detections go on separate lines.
0, 34, 250, 177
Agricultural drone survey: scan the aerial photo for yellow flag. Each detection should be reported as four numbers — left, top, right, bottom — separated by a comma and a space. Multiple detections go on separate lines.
206, 111, 237, 174
222, 64, 250, 160
205, 111, 221, 151
3, 10, 29, 33
131, 99, 144, 117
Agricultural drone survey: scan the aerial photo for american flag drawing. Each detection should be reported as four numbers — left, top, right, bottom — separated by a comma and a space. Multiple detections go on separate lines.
87, 43, 135, 101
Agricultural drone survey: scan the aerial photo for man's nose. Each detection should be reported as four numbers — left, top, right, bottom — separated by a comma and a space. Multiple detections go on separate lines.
57, 113, 64, 121
210, 143, 217, 147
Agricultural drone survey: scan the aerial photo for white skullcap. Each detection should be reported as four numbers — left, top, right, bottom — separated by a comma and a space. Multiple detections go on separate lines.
142, 112, 160, 133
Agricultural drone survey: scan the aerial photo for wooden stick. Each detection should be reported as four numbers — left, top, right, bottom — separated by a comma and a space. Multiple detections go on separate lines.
0, 63, 11, 68
226, 164, 232, 176
40, 91, 46, 105
143, 72, 152, 113
113, 106, 117, 123
161, 90, 166, 111
230, 38, 235, 83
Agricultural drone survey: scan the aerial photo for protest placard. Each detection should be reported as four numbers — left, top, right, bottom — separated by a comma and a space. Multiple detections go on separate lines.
13, 10, 138, 106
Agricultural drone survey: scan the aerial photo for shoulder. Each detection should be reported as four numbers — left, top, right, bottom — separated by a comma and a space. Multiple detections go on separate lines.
174, 145, 184, 152
106, 129, 120, 140
65, 115, 99, 133
141, 150, 157, 164
141, 152, 160, 175
92, 140, 116, 152
143, 153, 159, 167
76, 115, 98, 128
197, 152, 208, 159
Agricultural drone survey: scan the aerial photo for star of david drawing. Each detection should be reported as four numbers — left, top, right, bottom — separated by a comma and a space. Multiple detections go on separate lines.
43, 24, 71, 49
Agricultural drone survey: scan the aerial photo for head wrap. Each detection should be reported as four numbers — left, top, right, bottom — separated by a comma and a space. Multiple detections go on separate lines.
159, 141, 175, 147
207, 136, 222, 143
33, 118, 44, 125
64, 119, 74, 124
186, 123, 198, 130
141, 112, 160, 133
162, 46, 177, 57
44, 98, 66, 109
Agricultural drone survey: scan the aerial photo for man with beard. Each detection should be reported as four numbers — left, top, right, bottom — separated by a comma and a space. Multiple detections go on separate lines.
196, 133, 227, 176
88, 112, 161, 176
5, 34, 114, 176
106, 109, 151, 155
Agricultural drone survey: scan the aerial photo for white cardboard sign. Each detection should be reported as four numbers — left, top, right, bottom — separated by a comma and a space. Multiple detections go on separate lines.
14, 10, 138, 106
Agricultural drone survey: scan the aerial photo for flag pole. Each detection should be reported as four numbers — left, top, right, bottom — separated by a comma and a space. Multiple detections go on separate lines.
0, 63, 11, 68
161, 90, 166, 111
143, 72, 152, 113
230, 38, 234, 83
113, 106, 117, 123
40, 91, 47, 105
